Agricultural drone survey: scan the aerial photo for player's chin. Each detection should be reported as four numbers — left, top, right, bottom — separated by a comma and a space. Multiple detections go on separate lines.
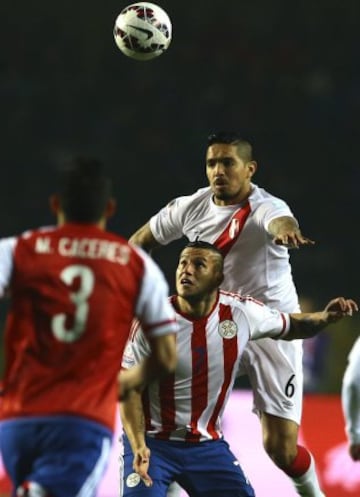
212, 187, 233, 200
178, 287, 199, 300
178, 286, 193, 296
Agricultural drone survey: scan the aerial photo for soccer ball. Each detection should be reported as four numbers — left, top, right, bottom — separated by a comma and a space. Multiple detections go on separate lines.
113, 2, 172, 61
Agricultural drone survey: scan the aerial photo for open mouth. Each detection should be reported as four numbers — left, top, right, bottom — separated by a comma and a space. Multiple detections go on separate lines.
214, 181, 227, 188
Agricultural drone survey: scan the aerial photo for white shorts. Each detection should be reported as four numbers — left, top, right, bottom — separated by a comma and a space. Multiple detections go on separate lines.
239, 337, 304, 424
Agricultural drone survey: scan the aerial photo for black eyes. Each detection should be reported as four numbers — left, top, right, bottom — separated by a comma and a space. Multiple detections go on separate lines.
207, 159, 234, 168
179, 261, 206, 268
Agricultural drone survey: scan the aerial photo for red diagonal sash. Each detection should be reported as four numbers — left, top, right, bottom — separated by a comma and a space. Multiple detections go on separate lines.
213, 201, 251, 257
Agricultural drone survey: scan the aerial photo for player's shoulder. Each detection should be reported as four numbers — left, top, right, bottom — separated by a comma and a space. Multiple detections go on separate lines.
251, 184, 287, 204
18, 225, 56, 240
169, 186, 211, 209
128, 243, 168, 283
193, 186, 212, 199
6, 226, 56, 252
219, 289, 265, 309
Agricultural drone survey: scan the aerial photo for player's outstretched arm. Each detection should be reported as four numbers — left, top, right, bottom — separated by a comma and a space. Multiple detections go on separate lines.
268, 216, 315, 248
283, 297, 358, 340
120, 390, 153, 486
129, 222, 161, 252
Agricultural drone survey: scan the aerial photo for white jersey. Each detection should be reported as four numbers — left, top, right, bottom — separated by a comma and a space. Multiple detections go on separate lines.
150, 184, 300, 312
342, 337, 360, 445
122, 290, 290, 442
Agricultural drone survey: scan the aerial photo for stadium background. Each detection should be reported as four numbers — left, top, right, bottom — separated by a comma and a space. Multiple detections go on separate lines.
0, 0, 359, 495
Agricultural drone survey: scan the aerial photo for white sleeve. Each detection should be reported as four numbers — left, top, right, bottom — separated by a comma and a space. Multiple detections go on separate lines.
134, 247, 177, 339
149, 195, 189, 245
342, 337, 360, 445
122, 323, 152, 369
238, 297, 290, 339
0, 237, 17, 297
254, 198, 298, 232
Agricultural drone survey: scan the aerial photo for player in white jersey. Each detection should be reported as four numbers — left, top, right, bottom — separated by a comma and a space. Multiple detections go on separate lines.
120, 241, 357, 497
341, 336, 360, 461
128, 131, 326, 497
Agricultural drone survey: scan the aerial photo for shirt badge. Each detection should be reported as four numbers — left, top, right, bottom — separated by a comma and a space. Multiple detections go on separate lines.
126, 473, 141, 487
229, 219, 240, 239
218, 320, 238, 339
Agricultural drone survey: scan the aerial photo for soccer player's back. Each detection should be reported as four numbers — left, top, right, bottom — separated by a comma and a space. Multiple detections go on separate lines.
3, 223, 147, 429
0, 158, 177, 497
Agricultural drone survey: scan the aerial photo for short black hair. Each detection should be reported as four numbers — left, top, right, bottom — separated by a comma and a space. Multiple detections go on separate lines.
184, 240, 223, 256
182, 240, 224, 271
58, 157, 112, 223
207, 131, 253, 162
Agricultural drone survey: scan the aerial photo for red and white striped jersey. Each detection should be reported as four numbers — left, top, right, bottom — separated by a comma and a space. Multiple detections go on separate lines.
149, 184, 300, 312
0, 223, 177, 430
122, 290, 290, 442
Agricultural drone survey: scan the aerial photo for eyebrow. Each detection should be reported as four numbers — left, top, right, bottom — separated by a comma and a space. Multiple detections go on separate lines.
179, 255, 208, 262
206, 156, 234, 163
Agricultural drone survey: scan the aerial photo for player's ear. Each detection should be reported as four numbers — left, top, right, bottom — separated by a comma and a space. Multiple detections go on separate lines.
216, 270, 224, 287
247, 161, 257, 179
49, 194, 60, 215
105, 197, 117, 219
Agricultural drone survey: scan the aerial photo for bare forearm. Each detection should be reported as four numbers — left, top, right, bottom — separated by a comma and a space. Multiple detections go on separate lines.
120, 390, 146, 451
286, 297, 357, 340
129, 222, 160, 252
285, 310, 351, 340
268, 216, 299, 237
286, 312, 330, 340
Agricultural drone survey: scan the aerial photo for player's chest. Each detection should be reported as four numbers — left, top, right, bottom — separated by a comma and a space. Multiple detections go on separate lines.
183, 209, 261, 247
175, 315, 249, 378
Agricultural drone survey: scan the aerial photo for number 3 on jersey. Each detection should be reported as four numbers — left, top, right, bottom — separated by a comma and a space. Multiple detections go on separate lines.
51, 264, 95, 343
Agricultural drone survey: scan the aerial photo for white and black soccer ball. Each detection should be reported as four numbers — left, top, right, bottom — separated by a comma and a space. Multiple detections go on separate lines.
113, 2, 172, 61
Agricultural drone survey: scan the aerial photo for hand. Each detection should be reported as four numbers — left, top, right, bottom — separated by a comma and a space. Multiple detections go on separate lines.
350, 443, 360, 461
324, 297, 358, 317
133, 446, 153, 487
273, 230, 315, 249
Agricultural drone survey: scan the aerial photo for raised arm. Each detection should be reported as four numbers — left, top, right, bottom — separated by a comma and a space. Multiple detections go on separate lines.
268, 216, 315, 248
129, 222, 161, 252
283, 297, 358, 340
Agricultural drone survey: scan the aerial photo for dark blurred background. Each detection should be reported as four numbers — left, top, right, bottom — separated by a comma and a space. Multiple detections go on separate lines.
1, 0, 359, 390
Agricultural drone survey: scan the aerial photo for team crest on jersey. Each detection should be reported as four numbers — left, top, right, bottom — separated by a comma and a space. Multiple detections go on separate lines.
126, 473, 141, 487
229, 219, 240, 239
218, 320, 238, 339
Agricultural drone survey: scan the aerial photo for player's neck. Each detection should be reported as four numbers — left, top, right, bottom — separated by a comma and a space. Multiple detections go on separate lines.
175, 292, 218, 319
57, 215, 106, 229
213, 185, 253, 206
